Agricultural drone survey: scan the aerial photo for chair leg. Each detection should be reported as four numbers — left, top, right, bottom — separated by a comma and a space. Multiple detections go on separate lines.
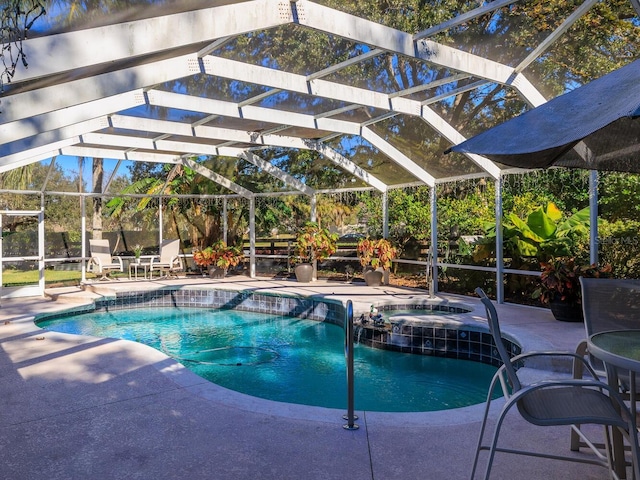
481, 404, 514, 480
571, 424, 582, 451
471, 376, 503, 480
470, 398, 493, 479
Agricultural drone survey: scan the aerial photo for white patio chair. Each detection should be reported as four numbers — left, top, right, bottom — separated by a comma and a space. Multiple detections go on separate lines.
150, 239, 183, 279
88, 239, 123, 281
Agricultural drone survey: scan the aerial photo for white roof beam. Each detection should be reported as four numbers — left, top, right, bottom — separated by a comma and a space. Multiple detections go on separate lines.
296, 1, 414, 58
419, 106, 501, 179
238, 152, 315, 196
201, 56, 418, 116
147, 89, 362, 135
152, 140, 314, 195
514, 0, 599, 74
300, 0, 517, 86
61, 146, 181, 164
181, 158, 253, 199
361, 127, 436, 187
0, 117, 110, 158
0, 91, 143, 145
414, 0, 522, 40
0, 138, 80, 170
82, 132, 156, 150
0, 154, 58, 174
309, 144, 388, 193
83, 126, 382, 194
1, 55, 196, 124
12, 0, 290, 85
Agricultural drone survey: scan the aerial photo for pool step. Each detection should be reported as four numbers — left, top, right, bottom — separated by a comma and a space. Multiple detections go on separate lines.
44, 287, 103, 304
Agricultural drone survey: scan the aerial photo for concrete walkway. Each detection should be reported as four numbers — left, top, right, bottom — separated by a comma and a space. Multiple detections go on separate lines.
0, 277, 624, 479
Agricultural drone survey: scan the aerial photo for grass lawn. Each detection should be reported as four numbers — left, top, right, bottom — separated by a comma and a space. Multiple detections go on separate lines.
2, 269, 98, 287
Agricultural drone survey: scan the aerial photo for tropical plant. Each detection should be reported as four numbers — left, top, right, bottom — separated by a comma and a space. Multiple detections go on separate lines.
193, 246, 217, 268
532, 257, 613, 306
293, 222, 338, 264
356, 238, 398, 271
473, 202, 591, 265
193, 240, 243, 271
214, 242, 244, 271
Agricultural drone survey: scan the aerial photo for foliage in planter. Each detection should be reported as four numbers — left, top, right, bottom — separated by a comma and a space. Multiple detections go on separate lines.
293, 222, 338, 264
132, 244, 143, 259
216, 242, 244, 271
473, 202, 591, 266
356, 238, 398, 270
532, 257, 613, 306
193, 240, 244, 270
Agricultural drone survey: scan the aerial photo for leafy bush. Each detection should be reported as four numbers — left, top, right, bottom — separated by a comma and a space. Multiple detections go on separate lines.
598, 220, 640, 278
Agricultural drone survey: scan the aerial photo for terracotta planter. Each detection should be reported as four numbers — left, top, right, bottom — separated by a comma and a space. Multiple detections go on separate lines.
294, 263, 314, 283
549, 299, 584, 322
363, 269, 383, 286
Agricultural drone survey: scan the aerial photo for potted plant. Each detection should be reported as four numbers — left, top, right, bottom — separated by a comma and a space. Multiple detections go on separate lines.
193, 245, 217, 276
193, 241, 244, 278
292, 222, 338, 282
214, 242, 244, 276
357, 238, 398, 286
132, 244, 143, 264
532, 257, 613, 322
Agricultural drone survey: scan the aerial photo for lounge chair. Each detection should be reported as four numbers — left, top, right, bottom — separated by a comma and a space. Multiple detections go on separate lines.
150, 239, 183, 279
472, 287, 640, 480
88, 239, 123, 281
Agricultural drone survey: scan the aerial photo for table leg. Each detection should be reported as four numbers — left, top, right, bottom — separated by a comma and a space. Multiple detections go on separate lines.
606, 363, 627, 478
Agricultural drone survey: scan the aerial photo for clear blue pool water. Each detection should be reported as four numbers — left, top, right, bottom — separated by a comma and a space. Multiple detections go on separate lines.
37, 307, 498, 412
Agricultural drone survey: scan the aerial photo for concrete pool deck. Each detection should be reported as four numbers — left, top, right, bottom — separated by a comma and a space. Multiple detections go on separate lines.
0, 276, 626, 479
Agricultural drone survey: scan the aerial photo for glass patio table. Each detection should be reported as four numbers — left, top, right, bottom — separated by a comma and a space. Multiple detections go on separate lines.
588, 329, 640, 478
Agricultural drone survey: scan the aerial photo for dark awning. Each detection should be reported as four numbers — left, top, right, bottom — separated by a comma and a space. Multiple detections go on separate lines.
446, 59, 640, 173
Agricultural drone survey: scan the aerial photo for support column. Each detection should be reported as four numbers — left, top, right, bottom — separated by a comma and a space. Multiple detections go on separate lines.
158, 198, 163, 245
589, 171, 599, 265
495, 177, 504, 304
430, 186, 438, 297
310, 194, 317, 222
249, 197, 256, 278
38, 206, 45, 296
382, 190, 389, 239
81, 195, 86, 282
223, 198, 228, 245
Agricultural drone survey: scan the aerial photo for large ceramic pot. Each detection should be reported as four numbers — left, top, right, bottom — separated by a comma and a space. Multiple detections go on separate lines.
208, 265, 226, 279
294, 263, 314, 283
363, 269, 383, 286
549, 299, 584, 322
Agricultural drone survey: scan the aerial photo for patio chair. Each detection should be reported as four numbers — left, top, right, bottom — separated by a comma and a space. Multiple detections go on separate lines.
571, 277, 640, 450
88, 239, 123, 281
150, 239, 183, 279
472, 288, 640, 480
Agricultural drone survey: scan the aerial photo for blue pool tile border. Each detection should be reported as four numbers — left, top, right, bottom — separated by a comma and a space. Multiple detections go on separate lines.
35, 287, 520, 368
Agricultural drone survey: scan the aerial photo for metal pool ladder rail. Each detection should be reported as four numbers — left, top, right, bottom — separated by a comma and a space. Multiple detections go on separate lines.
343, 300, 358, 430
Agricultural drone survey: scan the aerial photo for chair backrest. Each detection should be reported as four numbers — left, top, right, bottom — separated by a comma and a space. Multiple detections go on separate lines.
580, 277, 640, 336
89, 239, 113, 263
475, 288, 522, 393
580, 277, 640, 372
159, 239, 180, 263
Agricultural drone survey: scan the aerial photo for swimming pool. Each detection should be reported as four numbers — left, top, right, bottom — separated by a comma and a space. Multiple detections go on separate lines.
37, 305, 500, 412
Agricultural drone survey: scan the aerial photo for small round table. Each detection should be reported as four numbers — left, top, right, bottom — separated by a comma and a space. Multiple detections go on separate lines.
128, 262, 150, 280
